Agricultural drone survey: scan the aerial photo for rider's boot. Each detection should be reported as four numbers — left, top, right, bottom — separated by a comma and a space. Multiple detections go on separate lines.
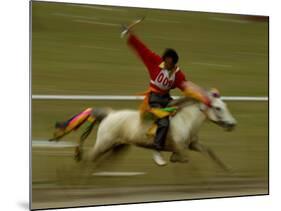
153, 150, 167, 166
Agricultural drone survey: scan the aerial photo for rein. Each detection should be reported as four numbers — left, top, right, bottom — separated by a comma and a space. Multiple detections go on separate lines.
199, 104, 209, 118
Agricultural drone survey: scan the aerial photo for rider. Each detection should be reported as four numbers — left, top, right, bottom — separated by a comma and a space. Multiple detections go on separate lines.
125, 30, 212, 166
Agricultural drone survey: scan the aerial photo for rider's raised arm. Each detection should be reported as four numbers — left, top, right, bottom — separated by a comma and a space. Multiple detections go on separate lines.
175, 72, 211, 107
127, 33, 162, 69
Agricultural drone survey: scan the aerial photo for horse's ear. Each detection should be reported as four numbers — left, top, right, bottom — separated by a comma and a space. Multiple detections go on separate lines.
210, 88, 220, 98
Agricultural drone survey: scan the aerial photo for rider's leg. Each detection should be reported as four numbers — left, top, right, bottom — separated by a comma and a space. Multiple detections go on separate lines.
148, 92, 171, 149
148, 92, 172, 166
152, 116, 170, 166
154, 116, 169, 150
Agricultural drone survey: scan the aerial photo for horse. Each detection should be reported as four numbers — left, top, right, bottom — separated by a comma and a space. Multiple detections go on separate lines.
78, 89, 237, 170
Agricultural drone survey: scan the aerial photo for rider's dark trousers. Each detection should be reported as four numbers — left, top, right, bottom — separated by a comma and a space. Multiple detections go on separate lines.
148, 92, 173, 150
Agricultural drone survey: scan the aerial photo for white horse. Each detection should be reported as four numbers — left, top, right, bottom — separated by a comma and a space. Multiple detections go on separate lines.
86, 90, 237, 170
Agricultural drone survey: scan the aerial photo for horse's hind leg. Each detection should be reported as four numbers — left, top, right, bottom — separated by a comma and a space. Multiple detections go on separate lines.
88, 141, 114, 163
189, 140, 230, 172
87, 128, 120, 160
74, 121, 96, 162
95, 144, 130, 168
87, 141, 129, 170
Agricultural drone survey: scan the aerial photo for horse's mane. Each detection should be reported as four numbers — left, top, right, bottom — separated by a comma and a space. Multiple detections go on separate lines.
168, 97, 198, 109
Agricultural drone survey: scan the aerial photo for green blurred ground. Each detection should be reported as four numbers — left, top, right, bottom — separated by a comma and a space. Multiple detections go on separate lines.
32, 1, 268, 96
32, 100, 268, 208
32, 100, 268, 181
31, 1, 268, 209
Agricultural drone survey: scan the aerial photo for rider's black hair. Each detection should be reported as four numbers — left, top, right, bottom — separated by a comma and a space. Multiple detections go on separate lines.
162, 48, 179, 64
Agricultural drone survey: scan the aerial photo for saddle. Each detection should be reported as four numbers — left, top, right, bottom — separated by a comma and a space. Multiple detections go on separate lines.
143, 106, 178, 137
139, 91, 195, 137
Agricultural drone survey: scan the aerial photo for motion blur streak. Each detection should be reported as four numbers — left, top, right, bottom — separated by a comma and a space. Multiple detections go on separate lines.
32, 1, 268, 210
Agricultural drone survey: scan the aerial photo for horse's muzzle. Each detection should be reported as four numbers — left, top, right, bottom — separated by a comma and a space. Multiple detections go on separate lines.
210, 119, 236, 131
223, 122, 236, 131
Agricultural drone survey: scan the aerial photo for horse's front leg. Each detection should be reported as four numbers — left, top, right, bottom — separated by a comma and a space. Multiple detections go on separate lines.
170, 152, 189, 163
169, 138, 190, 163
189, 138, 231, 172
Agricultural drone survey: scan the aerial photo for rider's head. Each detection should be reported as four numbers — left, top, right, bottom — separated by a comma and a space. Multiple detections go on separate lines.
162, 48, 179, 70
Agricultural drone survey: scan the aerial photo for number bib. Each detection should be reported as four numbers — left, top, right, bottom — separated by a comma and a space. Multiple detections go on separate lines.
150, 69, 177, 91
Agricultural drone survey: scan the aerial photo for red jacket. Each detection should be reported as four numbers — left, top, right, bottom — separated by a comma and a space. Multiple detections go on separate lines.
128, 34, 187, 94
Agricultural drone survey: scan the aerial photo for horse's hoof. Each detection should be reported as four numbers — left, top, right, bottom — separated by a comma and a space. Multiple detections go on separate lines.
170, 156, 178, 163
170, 158, 189, 163
74, 156, 81, 162
179, 158, 189, 163
222, 165, 233, 173
170, 153, 189, 163
74, 154, 82, 162
74, 148, 83, 162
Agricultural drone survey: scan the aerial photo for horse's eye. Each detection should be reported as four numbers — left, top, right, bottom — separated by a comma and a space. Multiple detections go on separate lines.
215, 107, 221, 111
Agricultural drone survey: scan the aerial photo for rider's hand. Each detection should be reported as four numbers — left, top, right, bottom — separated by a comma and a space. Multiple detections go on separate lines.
121, 17, 144, 38
121, 25, 132, 38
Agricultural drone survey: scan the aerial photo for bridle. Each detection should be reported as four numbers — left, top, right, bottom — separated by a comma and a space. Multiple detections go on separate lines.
199, 103, 210, 118
199, 103, 224, 126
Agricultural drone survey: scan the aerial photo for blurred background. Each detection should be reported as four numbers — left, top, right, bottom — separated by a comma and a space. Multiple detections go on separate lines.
32, 1, 268, 210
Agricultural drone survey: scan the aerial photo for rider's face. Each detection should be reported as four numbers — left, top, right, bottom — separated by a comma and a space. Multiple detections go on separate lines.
164, 57, 175, 71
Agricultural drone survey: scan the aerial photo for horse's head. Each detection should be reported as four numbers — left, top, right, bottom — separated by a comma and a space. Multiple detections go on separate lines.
202, 88, 237, 131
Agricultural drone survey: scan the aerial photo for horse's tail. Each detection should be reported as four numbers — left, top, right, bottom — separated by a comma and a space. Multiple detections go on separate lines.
49, 107, 111, 142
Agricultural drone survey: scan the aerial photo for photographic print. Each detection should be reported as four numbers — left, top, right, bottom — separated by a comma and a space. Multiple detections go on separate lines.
31, 1, 268, 210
